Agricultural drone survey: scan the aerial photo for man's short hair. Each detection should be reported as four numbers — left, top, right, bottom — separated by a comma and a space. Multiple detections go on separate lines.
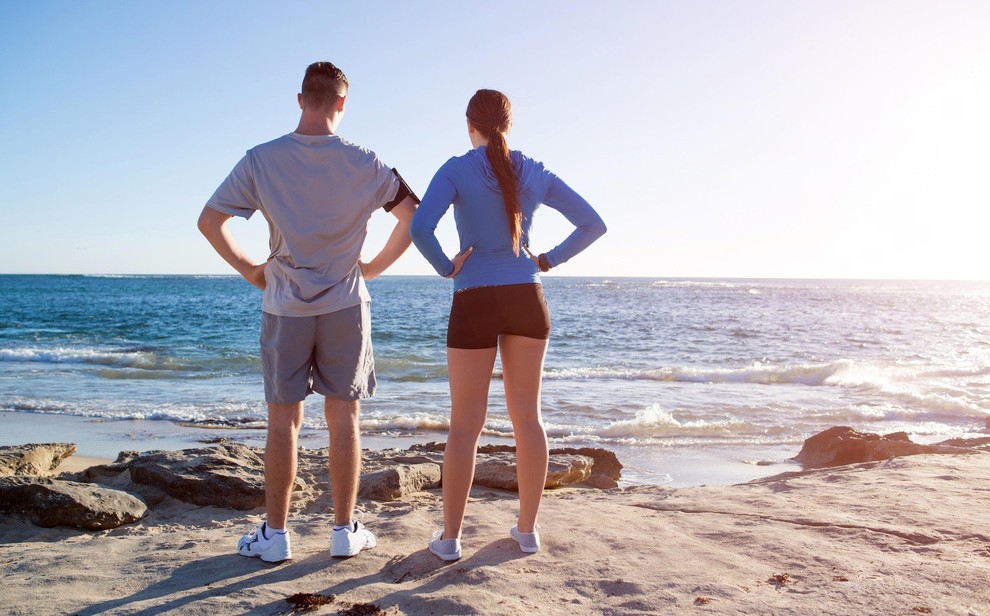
301, 62, 348, 111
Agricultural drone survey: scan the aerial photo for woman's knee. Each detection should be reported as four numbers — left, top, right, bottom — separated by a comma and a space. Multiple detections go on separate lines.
447, 420, 485, 444
512, 415, 546, 437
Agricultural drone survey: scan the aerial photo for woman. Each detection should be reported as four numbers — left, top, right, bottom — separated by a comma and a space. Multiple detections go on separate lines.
410, 89, 606, 560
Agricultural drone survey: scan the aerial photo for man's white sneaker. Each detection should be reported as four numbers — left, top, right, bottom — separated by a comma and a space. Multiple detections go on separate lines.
428, 529, 462, 561
330, 520, 377, 558
510, 525, 540, 553
237, 522, 292, 563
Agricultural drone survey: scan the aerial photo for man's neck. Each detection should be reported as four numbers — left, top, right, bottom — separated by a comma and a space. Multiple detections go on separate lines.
295, 112, 337, 136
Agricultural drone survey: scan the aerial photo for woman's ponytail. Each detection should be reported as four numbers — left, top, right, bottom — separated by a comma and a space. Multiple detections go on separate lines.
467, 90, 522, 256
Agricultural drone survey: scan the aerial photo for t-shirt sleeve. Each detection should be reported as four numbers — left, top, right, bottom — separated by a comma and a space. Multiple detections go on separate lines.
205, 153, 261, 219
372, 154, 402, 213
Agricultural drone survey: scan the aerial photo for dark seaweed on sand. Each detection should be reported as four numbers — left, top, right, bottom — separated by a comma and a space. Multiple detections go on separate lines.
766, 573, 791, 589
285, 592, 335, 612
337, 603, 387, 616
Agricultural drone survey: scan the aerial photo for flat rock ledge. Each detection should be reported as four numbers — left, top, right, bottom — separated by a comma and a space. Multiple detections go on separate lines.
404, 442, 623, 491
125, 443, 307, 510
0, 440, 623, 528
0, 477, 146, 530
359, 463, 443, 501
473, 452, 594, 491
0, 443, 77, 477
66, 442, 622, 511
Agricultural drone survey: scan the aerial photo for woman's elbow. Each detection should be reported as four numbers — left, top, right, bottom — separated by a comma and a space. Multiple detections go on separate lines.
408, 218, 426, 242
588, 218, 607, 239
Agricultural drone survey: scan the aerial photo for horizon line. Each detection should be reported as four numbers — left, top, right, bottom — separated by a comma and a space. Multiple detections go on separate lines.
1, 273, 988, 283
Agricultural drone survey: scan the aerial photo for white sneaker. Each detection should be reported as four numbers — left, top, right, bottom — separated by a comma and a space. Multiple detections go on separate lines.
237, 522, 292, 562
428, 529, 462, 561
330, 520, 377, 558
510, 525, 540, 553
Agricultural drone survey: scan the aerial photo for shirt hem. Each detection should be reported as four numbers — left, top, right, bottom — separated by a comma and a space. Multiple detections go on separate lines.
262, 297, 369, 318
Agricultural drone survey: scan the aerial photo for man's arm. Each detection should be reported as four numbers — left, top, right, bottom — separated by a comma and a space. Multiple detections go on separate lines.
359, 196, 418, 280
197, 206, 268, 290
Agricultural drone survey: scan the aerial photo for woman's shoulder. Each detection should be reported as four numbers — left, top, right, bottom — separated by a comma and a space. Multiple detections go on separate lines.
435, 150, 476, 175
510, 150, 557, 192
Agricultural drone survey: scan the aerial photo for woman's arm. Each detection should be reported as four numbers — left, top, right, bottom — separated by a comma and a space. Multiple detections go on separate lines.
540, 176, 607, 269
409, 166, 458, 277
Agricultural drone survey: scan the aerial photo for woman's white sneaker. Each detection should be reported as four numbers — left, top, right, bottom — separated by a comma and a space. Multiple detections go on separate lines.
330, 520, 377, 558
510, 525, 540, 553
237, 522, 292, 563
428, 529, 462, 561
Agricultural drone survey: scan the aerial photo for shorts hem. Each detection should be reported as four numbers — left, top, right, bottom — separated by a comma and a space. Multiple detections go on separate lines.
311, 385, 377, 401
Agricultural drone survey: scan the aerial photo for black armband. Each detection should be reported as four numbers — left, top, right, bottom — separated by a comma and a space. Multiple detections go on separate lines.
383, 168, 420, 212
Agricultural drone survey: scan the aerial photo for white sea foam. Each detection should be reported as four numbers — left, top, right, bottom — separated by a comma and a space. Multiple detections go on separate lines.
650, 280, 738, 289
544, 361, 849, 386
600, 404, 744, 438
0, 345, 256, 374
921, 366, 990, 379
825, 363, 989, 417
360, 413, 449, 433
544, 360, 990, 413
0, 346, 169, 369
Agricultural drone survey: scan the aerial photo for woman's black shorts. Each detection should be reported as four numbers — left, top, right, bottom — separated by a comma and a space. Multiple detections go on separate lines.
447, 283, 551, 349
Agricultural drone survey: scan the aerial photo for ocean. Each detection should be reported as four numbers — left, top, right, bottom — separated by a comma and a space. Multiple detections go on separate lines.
1, 275, 988, 485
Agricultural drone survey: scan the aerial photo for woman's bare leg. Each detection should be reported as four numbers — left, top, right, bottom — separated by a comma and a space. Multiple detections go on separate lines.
499, 334, 549, 533
442, 346, 498, 539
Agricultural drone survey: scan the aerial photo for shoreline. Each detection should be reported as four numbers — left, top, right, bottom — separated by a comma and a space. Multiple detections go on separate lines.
0, 410, 803, 487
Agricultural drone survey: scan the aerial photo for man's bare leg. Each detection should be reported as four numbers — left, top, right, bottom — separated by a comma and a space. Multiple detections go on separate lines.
265, 401, 304, 529
325, 397, 360, 526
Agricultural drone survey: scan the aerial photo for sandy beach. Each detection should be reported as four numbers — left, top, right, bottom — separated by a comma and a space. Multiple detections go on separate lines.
2, 443, 988, 615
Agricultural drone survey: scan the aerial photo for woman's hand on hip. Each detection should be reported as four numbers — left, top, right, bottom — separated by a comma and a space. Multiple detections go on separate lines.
446, 246, 474, 278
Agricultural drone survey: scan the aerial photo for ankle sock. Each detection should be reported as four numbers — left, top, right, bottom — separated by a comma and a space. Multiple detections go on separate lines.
333, 522, 356, 532
263, 525, 286, 540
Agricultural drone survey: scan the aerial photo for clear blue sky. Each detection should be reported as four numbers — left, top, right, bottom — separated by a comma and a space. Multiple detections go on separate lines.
1, 1, 988, 279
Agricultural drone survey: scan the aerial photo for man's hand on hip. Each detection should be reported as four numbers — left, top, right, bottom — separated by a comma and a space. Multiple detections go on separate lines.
245, 261, 269, 290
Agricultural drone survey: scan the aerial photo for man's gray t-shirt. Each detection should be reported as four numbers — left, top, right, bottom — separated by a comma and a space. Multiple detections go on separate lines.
206, 133, 401, 317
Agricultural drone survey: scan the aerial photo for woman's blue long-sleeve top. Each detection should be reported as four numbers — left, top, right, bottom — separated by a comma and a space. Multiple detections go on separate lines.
409, 147, 606, 292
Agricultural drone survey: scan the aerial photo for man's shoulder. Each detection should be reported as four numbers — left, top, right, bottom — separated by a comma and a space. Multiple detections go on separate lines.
248, 133, 297, 155
334, 136, 383, 163
246, 133, 385, 169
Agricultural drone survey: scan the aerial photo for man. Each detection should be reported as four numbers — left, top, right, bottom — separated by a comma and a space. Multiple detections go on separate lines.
197, 61, 418, 563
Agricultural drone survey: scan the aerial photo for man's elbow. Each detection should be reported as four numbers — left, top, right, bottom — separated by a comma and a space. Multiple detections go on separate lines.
197, 208, 211, 235
197, 207, 226, 237
391, 196, 418, 224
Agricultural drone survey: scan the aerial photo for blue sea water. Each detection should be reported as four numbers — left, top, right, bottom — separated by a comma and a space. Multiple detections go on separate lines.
1, 275, 989, 485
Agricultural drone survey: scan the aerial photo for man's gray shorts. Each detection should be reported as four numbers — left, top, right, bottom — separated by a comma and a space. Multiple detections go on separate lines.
260, 303, 376, 404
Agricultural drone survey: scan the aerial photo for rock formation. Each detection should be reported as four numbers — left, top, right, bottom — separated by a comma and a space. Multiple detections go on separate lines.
0, 477, 146, 530
794, 426, 967, 468
1, 439, 624, 528
0, 443, 77, 477
125, 443, 305, 510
